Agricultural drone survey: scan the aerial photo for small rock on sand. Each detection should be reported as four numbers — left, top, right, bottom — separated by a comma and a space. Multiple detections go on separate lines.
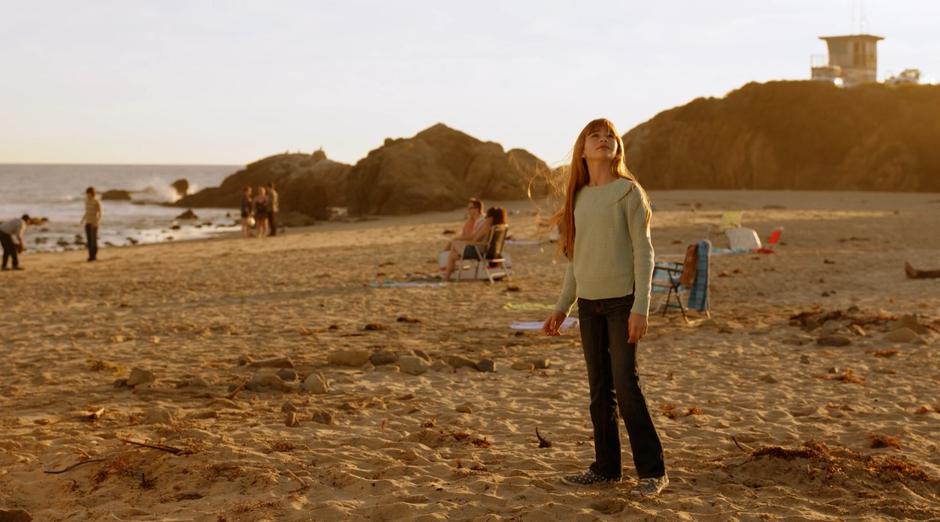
399, 355, 430, 375
512, 361, 535, 371
237, 354, 253, 366
475, 359, 495, 372
249, 356, 294, 369
302, 372, 330, 394
328, 349, 372, 367
285, 412, 300, 427
444, 355, 477, 370
126, 368, 155, 387
247, 372, 290, 392
890, 315, 931, 335
282, 402, 298, 413
816, 335, 851, 347
800, 354, 811, 364
531, 358, 551, 369
883, 327, 925, 344
276, 369, 298, 382
142, 406, 176, 425
455, 403, 473, 414
370, 351, 399, 366
312, 410, 334, 425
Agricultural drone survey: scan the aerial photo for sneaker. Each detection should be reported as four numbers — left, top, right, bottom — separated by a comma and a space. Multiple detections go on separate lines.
561, 469, 620, 486
630, 474, 668, 497
12, 266, 23, 271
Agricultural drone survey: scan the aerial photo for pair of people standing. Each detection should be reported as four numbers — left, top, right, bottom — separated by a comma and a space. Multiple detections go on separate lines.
543, 118, 668, 497
240, 183, 279, 238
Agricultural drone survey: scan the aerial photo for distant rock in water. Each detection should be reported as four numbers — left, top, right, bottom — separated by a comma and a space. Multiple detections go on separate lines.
101, 190, 132, 201
622, 81, 940, 192
346, 123, 552, 216
176, 151, 352, 220
171, 178, 189, 198
176, 209, 198, 220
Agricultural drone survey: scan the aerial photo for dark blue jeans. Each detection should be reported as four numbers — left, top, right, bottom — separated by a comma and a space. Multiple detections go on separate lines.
85, 224, 98, 261
578, 294, 665, 479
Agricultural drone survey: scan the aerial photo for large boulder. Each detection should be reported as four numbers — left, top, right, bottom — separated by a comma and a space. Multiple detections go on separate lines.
346, 123, 551, 215
175, 151, 352, 220
101, 190, 132, 201
622, 81, 940, 191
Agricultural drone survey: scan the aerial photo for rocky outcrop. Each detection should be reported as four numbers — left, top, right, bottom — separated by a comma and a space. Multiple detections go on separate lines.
622, 81, 940, 192
101, 190, 132, 201
346, 123, 551, 215
171, 178, 189, 198
175, 151, 352, 220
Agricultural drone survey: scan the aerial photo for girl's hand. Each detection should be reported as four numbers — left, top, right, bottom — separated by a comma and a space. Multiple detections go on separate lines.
628, 313, 648, 343
543, 311, 566, 336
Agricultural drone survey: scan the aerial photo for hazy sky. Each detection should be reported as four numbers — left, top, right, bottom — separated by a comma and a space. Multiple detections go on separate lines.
1, 0, 937, 166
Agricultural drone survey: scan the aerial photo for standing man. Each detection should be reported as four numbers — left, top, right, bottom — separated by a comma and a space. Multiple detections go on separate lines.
267, 182, 279, 236
0, 214, 30, 271
79, 187, 102, 262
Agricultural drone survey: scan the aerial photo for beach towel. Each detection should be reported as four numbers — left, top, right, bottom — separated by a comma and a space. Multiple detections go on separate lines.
503, 302, 557, 312
370, 280, 447, 288
510, 317, 579, 330
687, 240, 711, 312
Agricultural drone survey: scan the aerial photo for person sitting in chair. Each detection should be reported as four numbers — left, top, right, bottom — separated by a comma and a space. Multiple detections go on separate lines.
444, 198, 485, 252
442, 206, 507, 281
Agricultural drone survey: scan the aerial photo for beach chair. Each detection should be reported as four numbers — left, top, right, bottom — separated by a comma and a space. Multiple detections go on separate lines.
652, 240, 711, 320
456, 224, 511, 283
755, 227, 783, 254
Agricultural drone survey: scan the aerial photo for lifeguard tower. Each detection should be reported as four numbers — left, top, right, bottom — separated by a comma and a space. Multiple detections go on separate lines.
811, 34, 883, 87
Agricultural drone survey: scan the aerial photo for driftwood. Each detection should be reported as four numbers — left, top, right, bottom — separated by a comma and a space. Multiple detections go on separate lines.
119, 438, 191, 455
43, 458, 107, 474
535, 427, 552, 448
225, 379, 249, 400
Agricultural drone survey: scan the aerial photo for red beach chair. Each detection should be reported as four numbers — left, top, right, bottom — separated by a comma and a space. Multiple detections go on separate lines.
755, 227, 783, 254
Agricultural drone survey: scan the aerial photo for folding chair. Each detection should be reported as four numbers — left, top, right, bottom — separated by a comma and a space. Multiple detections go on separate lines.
653, 240, 711, 320
456, 224, 512, 283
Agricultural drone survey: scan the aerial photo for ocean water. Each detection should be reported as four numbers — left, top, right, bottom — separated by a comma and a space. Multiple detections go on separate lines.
0, 164, 242, 252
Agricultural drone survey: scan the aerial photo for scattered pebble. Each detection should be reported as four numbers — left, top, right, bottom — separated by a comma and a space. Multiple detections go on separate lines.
816, 335, 851, 347
249, 357, 294, 369
475, 359, 495, 372
302, 372, 330, 394
246, 372, 290, 392
312, 410, 334, 425
455, 403, 473, 414
328, 349, 372, 367
285, 412, 300, 427
511, 361, 535, 371
399, 356, 430, 376
276, 369, 298, 382
126, 368, 156, 387
370, 350, 399, 366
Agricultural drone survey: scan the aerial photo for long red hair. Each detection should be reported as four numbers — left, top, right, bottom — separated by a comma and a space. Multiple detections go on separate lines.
559, 118, 650, 259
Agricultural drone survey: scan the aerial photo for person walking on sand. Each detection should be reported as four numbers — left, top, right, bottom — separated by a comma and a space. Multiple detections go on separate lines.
1, 214, 31, 271
241, 185, 254, 238
79, 187, 102, 261
253, 186, 269, 238
267, 182, 279, 237
542, 118, 667, 497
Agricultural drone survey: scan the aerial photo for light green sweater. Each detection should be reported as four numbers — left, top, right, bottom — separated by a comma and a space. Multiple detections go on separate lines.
554, 178, 655, 316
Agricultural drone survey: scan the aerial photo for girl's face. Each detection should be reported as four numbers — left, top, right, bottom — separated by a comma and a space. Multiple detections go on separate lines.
582, 126, 618, 162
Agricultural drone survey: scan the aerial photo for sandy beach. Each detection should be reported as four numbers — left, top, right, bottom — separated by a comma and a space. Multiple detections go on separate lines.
1, 190, 938, 521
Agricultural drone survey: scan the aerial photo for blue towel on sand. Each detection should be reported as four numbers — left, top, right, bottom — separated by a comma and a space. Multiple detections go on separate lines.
687, 240, 711, 312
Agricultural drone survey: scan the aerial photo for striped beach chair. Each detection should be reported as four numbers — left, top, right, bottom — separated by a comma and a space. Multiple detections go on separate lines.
653, 240, 711, 320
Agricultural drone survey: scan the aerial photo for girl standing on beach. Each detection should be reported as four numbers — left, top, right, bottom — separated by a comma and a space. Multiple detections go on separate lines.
253, 186, 269, 238
542, 118, 667, 496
